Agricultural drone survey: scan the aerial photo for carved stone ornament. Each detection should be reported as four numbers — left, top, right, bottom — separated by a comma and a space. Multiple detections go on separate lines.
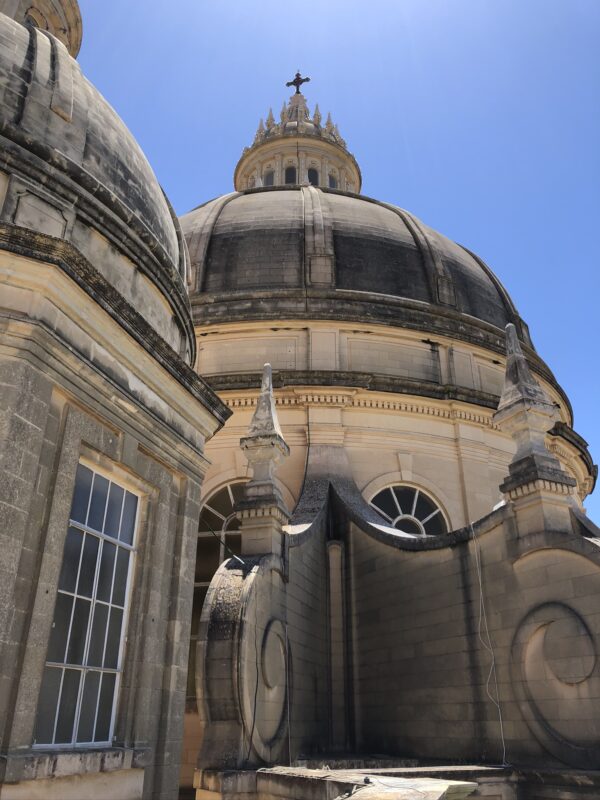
511, 595, 600, 768
238, 363, 290, 513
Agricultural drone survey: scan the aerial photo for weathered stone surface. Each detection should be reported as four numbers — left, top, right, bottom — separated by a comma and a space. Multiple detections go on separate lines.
196, 440, 600, 782
0, 11, 227, 799
494, 324, 575, 496
0, 11, 195, 360
182, 187, 525, 336
0, 0, 82, 57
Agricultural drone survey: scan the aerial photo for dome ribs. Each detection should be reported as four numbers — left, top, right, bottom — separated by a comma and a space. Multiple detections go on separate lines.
378, 201, 456, 308
182, 186, 559, 408
181, 192, 240, 293
458, 243, 528, 343
302, 186, 335, 288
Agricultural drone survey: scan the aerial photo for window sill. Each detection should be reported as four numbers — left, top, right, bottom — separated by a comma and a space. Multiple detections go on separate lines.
1, 746, 150, 784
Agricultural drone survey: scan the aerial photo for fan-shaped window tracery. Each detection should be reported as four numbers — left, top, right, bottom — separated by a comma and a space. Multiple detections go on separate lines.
369, 485, 448, 536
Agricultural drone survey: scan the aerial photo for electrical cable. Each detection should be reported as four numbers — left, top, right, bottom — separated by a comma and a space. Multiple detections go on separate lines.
361, 775, 428, 797
469, 522, 510, 767
285, 623, 292, 766
333, 776, 427, 800
204, 517, 245, 565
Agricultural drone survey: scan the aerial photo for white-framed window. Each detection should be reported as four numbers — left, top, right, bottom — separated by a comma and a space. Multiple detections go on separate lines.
263, 170, 275, 186
369, 484, 448, 536
34, 463, 139, 747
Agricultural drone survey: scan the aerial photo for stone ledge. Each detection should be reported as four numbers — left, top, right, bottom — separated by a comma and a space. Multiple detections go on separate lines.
506, 478, 577, 499
0, 746, 148, 783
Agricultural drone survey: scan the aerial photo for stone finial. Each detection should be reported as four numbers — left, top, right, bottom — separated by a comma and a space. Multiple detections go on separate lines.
237, 365, 290, 554
254, 118, 265, 143
497, 323, 551, 412
266, 107, 275, 128
493, 324, 575, 496
288, 91, 309, 123
333, 123, 346, 147
325, 112, 334, 131
247, 363, 285, 441
313, 103, 322, 126
280, 101, 287, 123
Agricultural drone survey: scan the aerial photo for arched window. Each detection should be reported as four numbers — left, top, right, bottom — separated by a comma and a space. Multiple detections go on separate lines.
328, 174, 338, 189
196, 483, 245, 579
264, 170, 274, 187
284, 166, 297, 184
308, 168, 319, 186
369, 485, 448, 536
188, 482, 246, 709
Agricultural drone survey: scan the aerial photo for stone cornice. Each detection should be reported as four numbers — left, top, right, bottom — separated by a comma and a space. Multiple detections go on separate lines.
222, 388, 501, 426
0, 222, 231, 427
208, 369, 510, 411
191, 290, 570, 417
506, 479, 577, 500
215, 383, 594, 488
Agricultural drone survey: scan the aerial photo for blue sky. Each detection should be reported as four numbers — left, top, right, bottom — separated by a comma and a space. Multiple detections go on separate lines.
78, 0, 600, 517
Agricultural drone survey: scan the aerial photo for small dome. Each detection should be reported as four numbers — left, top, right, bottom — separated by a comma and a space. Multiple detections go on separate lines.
0, 14, 193, 358
181, 185, 530, 348
6, 0, 82, 57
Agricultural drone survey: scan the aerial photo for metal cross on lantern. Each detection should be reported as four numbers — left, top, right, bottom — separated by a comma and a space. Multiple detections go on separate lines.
286, 71, 310, 94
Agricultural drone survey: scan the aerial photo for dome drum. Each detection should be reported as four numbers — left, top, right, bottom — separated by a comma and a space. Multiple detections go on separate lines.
192, 287, 546, 377
235, 135, 361, 193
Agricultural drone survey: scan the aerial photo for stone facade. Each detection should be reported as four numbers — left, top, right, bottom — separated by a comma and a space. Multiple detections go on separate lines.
0, 4, 599, 800
182, 79, 599, 800
0, 5, 230, 799
192, 353, 600, 800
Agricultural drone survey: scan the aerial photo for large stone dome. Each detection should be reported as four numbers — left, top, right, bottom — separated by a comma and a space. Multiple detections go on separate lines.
182, 185, 531, 353
0, 13, 194, 360
179, 86, 596, 500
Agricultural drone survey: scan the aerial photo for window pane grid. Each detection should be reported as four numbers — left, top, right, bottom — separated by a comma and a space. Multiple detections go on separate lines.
34, 464, 138, 749
68, 520, 136, 551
